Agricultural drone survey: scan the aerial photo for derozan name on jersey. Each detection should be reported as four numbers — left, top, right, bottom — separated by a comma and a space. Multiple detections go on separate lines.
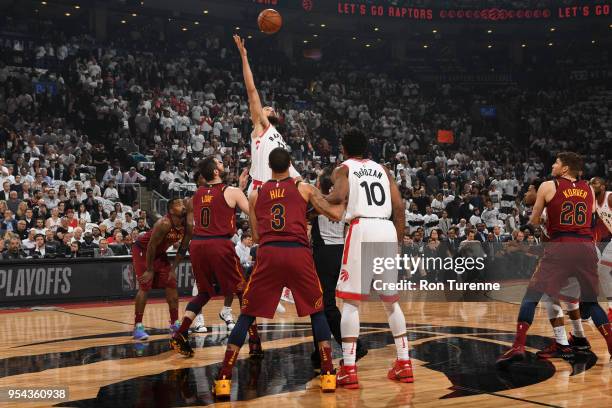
353, 167, 384, 179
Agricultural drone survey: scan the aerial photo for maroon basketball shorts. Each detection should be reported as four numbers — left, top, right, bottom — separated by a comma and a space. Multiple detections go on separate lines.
189, 237, 246, 297
241, 243, 323, 319
528, 236, 599, 301
132, 245, 176, 291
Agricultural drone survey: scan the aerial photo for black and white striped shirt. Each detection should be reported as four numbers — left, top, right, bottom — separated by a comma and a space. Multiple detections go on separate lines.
311, 215, 344, 246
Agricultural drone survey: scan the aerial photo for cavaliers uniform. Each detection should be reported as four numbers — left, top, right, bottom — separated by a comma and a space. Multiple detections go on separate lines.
241, 178, 323, 318
190, 183, 246, 297
132, 215, 185, 291
529, 177, 599, 301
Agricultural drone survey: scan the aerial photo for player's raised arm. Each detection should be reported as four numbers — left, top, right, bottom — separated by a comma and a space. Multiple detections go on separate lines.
384, 166, 405, 241
233, 35, 268, 131
226, 186, 250, 214
325, 165, 349, 205
248, 189, 260, 243
300, 182, 344, 222
530, 180, 554, 225
141, 218, 171, 284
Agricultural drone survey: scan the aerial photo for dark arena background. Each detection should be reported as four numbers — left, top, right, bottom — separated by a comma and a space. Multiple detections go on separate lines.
0, 0, 611, 407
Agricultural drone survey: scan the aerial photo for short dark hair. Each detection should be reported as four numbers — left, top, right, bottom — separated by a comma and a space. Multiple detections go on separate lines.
167, 197, 183, 212
342, 128, 368, 157
268, 148, 291, 173
557, 152, 583, 176
241, 232, 251, 240
199, 156, 218, 181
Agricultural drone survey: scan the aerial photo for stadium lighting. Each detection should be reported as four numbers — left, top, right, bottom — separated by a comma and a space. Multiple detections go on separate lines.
203, 10, 208, 14
65, 12, 71, 16
550, 27, 556, 32
320, 24, 326, 27
41, 1, 47, 4
432, 29, 437, 34
121, 20, 126, 24
548, 42, 553, 46
374, 27, 379, 31
132, 13, 137, 17
74, 5, 80, 9
423, 44, 429, 49
247, 35, 252, 39
303, 40, 309, 43
487, 44, 492, 48
521, 43, 526, 48
591, 40, 596, 44
235, 27, 240, 30
352, 37, 357, 40
194, 21, 199, 25
313, 34, 318, 37
365, 44, 371, 47
487, 29, 492, 34
182, 27, 187, 31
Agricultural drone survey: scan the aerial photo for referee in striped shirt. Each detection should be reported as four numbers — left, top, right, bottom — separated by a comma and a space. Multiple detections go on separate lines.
310, 170, 367, 369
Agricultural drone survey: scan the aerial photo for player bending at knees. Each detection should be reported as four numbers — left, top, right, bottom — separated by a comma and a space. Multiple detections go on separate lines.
170, 157, 262, 357
132, 198, 191, 340
213, 148, 344, 398
496, 152, 612, 368
325, 128, 414, 388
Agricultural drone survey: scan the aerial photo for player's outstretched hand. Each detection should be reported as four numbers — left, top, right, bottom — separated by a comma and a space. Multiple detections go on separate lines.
139, 270, 154, 285
239, 168, 249, 190
233, 35, 247, 57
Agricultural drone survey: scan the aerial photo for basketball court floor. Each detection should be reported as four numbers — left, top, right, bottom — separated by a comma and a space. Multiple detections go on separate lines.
1, 291, 611, 407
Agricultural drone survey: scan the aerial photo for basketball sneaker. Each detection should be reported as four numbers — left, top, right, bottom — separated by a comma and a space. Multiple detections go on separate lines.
495, 345, 525, 369
536, 341, 574, 360
568, 333, 591, 352
219, 307, 235, 331
213, 375, 231, 399
133, 323, 149, 341
248, 338, 264, 359
170, 332, 194, 357
387, 359, 414, 383
191, 314, 207, 334
320, 369, 337, 393
336, 361, 359, 389
169, 320, 181, 334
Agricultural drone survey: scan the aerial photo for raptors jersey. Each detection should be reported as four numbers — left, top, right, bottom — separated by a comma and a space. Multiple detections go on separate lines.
342, 158, 392, 222
192, 183, 236, 237
250, 124, 300, 186
137, 215, 185, 257
546, 177, 593, 239
595, 191, 612, 241
255, 178, 309, 247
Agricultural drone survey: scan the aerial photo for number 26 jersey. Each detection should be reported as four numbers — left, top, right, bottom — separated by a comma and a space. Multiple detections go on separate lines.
341, 158, 392, 223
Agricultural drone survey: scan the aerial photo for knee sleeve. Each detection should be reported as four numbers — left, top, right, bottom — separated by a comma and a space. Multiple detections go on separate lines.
186, 293, 210, 315
383, 301, 407, 337
562, 300, 580, 312
310, 311, 331, 343
543, 299, 564, 320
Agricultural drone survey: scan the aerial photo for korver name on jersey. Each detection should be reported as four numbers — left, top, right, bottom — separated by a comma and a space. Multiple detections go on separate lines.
562, 188, 588, 199
353, 167, 383, 179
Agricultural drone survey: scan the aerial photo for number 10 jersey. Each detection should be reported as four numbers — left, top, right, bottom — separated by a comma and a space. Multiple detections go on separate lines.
341, 158, 392, 223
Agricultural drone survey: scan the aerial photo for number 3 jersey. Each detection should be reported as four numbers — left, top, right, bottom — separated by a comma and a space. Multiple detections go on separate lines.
342, 158, 392, 223
193, 183, 236, 237
255, 178, 309, 247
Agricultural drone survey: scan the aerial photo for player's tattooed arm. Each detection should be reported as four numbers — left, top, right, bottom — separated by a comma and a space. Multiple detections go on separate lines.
301, 183, 344, 222
233, 35, 268, 131
142, 218, 171, 283
530, 180, 554, 226
248, 189, 260, 243
384, 166, 405, 242
325, 165, 349, 205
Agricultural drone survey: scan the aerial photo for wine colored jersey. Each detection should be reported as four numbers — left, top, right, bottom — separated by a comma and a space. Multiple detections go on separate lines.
546, 177, 594, 239
193, 183, 236, 237
137, 214, 185, 257
255, 178, 309, 246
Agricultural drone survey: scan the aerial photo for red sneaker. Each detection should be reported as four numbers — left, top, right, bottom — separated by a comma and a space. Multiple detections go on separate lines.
536, 341, 574, 360
336, 361, 359, 389
387, 359, 414, 383
568, 332, 591, 352
495, 345, 525, 369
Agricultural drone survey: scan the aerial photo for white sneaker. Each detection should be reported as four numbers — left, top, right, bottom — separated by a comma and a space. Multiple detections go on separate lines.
192, 314, 207, 333
276, 302, 286, 314
219, 307, 235, 331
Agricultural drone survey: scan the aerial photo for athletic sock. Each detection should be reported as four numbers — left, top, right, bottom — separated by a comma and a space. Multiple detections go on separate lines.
342, 341, 357, 366
570, 318, 586, 338
169, 308, 178, 323
513, 321, 530, 348
221, 306, 232, 314
394, 336, 410, 361
175, 316, 193, 337
218, 349, 239, 380
553, 326, 569, 346
319, 345, 334, 374
135, 312, 144, 325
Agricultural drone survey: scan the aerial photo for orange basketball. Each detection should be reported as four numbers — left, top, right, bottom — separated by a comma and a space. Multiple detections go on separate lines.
257, 9, 282, 34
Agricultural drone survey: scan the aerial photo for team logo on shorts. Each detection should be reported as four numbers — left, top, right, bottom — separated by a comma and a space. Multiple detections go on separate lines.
340, 269, 349, 282
315, 296, 322, 309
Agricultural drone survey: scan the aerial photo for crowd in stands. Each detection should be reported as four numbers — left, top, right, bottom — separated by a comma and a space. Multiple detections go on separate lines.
0, 15, 610, 266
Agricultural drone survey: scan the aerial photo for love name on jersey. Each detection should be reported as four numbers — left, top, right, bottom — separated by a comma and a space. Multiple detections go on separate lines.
201, 194, 214, 204
269, 188, 285, 200
353, 167, 383, 179
562, 188, 588, 199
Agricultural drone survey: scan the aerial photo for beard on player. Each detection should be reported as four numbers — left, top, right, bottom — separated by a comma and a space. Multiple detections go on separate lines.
267, 114, 280, 127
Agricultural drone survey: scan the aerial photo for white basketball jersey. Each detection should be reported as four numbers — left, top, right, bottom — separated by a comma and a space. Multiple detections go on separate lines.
250, 124, 299, 183
343, 158, 392, 222
596, 191, 612, 234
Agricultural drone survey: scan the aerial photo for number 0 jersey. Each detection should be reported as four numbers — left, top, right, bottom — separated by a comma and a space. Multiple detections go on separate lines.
546, 177, 593, 239
255, 178, 309, 247
341, 158, 392, 223
193, 183, 236, 237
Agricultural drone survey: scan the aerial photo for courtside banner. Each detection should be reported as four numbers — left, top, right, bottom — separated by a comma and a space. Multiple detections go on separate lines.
0, 257, 194, 305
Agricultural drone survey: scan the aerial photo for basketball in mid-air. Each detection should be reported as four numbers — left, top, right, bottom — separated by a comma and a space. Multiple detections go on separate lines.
258, 9, 282, 34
